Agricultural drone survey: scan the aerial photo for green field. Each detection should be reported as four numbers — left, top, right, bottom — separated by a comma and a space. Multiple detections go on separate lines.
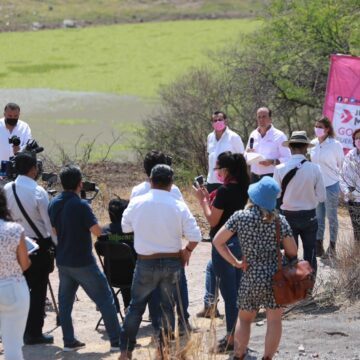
0, 0, 265, 31
0, 19, 260, 98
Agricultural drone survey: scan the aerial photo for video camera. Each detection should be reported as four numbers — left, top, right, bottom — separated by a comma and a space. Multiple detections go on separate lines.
0, 139, 44, 180
81, 181, 99, 203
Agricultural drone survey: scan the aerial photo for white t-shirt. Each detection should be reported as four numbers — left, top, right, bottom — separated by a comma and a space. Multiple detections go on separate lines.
0, 118, 32, 162
130, 181, 183, 201
207, 127, 244, 184
122, 189, 202, 255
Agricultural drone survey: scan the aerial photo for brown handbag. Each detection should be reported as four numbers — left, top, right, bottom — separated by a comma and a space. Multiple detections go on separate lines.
272, 219, 315, 305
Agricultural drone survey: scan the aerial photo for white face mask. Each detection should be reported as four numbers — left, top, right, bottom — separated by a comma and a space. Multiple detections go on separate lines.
314, 127, 325, 138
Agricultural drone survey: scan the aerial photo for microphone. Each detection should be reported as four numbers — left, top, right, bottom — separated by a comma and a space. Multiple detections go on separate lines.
249, 138, 254, 149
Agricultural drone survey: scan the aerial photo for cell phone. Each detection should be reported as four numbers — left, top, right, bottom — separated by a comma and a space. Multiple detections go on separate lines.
193, 175, 205, 188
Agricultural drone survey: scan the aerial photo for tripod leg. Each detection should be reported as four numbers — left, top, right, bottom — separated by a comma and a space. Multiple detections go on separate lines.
48, 280, 60, 326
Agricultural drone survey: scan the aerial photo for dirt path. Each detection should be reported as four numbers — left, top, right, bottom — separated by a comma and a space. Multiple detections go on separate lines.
3, 171, 359, 360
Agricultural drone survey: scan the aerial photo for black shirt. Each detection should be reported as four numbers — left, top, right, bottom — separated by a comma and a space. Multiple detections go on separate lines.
210, 183, 248, 238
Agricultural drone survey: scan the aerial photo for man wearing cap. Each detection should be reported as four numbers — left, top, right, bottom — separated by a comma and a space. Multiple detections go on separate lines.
245, 107, 291, 183
273, 131, 326, 273
0, 103, 32, 162
119, 164, 202, 359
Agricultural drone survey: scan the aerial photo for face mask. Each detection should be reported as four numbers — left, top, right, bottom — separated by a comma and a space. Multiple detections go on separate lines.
213, 120, 226, 132
314, 127, 325, 138
5, 118, 19, 127
355, 139, 360, 150
215, 169, 225, 183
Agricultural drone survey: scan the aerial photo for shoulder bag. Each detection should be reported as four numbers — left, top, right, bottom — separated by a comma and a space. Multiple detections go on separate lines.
272, 219, 315, 305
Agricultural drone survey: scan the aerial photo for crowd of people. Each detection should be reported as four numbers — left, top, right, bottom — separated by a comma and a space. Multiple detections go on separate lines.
0, 102, 359, 360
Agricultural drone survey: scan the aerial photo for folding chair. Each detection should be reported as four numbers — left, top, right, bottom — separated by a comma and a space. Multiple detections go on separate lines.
94, 238, 136, 330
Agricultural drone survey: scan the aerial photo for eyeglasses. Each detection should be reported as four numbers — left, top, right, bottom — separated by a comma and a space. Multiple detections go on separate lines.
212, 118, 224, 123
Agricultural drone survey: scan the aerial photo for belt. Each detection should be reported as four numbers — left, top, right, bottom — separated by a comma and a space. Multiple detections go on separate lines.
137, 252, 181, 260
282, 209, 316, 216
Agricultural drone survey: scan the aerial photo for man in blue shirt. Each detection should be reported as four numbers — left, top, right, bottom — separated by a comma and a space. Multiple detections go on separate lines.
48, 165, 120, 352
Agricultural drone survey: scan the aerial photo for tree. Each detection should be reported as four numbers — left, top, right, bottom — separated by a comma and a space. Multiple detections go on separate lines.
140, 0, 360, 176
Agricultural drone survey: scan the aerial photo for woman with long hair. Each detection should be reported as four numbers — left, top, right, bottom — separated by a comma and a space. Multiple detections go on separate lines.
310, 116, 344, 257
213, 177, 297, 359
193, 151, 249, 352
0, 188, 31, 360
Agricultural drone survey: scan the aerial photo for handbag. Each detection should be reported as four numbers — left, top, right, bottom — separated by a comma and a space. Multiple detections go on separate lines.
272, 219, 315, 305
12, 182, 55, 273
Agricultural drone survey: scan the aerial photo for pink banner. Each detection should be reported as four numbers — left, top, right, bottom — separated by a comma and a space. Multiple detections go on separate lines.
323, 54, 360, 152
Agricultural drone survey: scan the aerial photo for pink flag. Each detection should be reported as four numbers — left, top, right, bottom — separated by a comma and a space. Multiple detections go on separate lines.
323, 54, 360, 152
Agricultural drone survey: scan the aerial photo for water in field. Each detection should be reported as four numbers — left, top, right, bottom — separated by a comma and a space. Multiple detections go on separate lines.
0, 89, 156, 162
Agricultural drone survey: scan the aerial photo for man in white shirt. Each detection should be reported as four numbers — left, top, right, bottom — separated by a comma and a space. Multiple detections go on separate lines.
207, 111, 244, 192
4, 151, 54, 345
246, 107, 291, 183
273, 131, 326, 273
119, 164, 202, 359
131, 150, 192, 335
0, 103, 32, 162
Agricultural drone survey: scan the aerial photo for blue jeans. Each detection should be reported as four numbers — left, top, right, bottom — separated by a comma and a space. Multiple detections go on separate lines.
120, 258, 181, 352
211, 235, 242, 334
316, 182, 340, 244
203, 260, 216, 307
283, 209, 318, 274
58, 263, 120, 345
148, 267, 189, 330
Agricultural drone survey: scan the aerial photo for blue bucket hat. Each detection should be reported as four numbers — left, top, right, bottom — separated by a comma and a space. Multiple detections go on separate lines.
248, 176, 280, 211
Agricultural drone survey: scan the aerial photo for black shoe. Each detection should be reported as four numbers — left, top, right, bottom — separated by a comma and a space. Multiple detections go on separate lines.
63, 339, 85, 352
213, 335, 234, 353
178, 320, 194, 336
316, 240, 325, 257
24, 334, 54, 345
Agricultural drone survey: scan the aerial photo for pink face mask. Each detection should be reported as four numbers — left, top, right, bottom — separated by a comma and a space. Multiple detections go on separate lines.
355, 138, 360, 150
215, 170, 225, 183
213, 120, 226, 132
314, 127, 325, 138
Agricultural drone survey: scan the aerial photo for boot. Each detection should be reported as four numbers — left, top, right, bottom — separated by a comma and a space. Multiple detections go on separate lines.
324, 242, 336, 259
316, 240, 325, 257
196, 304, 221, 318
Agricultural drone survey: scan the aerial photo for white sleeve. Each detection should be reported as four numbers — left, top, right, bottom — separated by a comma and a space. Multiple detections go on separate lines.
278, 134, 291, 163
20, 123, 32, 150
37, 188, 56, 243
121, 203, 134, 233
272, 167, 282, 198
181, 205, 202, 242
232, 134, 244, 154
336, 142, 345, 169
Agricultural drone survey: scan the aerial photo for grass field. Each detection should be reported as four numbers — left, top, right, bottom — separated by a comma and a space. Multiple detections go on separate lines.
0, 19, 260, 98
0, 0, 265, 31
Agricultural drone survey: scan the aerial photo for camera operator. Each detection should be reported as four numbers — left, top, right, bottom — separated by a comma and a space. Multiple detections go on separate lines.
0, 103, 32, 162
4, 151, 55, 345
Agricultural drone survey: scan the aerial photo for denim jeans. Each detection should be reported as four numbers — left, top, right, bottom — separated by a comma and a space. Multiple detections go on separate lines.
211, 235, 242, 334
203, 260, 216, 307
58, 263, 120, 345
120, 258, 181, 352
316, 182, 340, 244
0, 278, 29, 360
148, 267, 189, 330
283, 209, 318, 274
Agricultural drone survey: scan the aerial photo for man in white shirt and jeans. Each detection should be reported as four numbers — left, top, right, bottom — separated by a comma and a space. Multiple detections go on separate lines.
0, 103, 32, 162
273, 131, 326, 273
206, 111, 244, 192
246, 107, 291, 183
119, 164, 202, 359
4, 151, 55, 345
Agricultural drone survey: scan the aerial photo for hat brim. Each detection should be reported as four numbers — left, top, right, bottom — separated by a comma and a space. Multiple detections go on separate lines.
282, 140, 314, 148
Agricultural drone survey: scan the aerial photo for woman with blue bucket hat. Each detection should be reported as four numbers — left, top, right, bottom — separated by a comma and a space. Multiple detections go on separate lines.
213, 176, 298, 360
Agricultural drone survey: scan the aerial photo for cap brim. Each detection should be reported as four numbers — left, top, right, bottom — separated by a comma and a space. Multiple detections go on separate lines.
282, 140, 314, 148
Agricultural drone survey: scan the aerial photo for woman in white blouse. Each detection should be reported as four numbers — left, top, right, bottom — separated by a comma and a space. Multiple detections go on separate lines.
340, 128, 360, 243
310, 116, 344, 257
0, 189, 31, 360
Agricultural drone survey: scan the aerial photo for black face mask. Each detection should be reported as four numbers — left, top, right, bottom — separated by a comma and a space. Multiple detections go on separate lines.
5, 118, 19, 127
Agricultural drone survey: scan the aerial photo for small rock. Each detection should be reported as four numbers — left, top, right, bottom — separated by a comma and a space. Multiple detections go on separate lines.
32, 22, 44, 30
256, 320, 265, 326
63, 19, 76, 28
298, 344, 305, 353
311, 354, 319, 358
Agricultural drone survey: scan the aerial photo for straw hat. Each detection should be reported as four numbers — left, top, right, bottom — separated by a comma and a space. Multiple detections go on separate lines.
282, 130, 314, 147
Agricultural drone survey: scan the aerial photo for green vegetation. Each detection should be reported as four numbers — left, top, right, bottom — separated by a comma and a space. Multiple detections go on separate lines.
0, 19, 260, 98
55, 118, 95, 125
0, 0, 265, 30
